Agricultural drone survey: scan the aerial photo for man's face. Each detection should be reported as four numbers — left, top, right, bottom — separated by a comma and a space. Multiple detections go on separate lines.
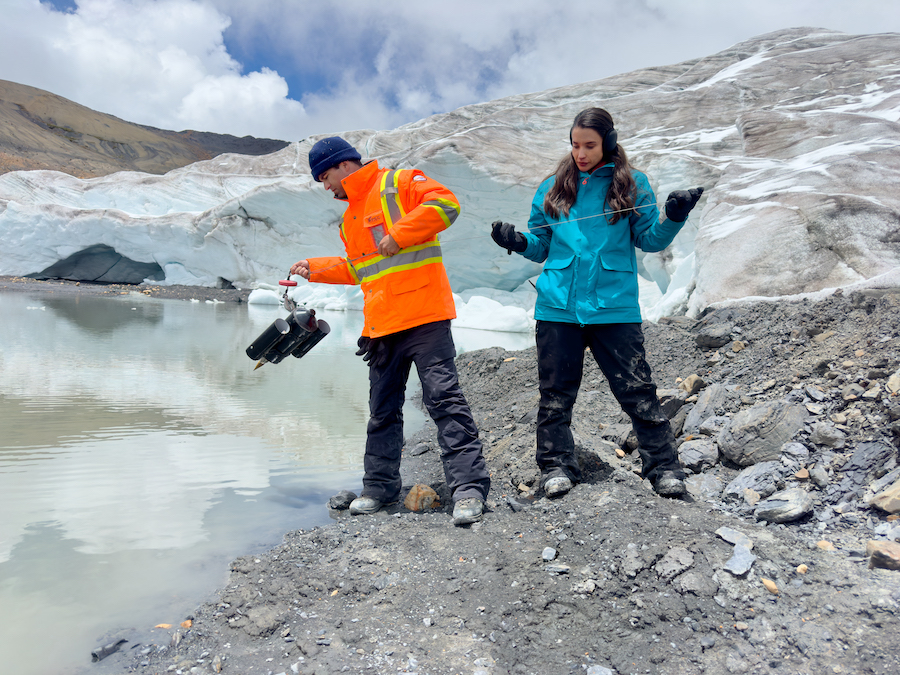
320, 162, 356, 200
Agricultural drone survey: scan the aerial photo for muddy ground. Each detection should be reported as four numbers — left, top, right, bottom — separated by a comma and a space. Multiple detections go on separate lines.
82, 288, 900, 675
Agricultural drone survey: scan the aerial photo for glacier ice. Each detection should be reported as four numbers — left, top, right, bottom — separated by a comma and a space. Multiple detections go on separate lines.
2, 27, 899, 330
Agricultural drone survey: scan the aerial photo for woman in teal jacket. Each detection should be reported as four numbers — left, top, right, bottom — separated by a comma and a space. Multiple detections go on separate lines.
491, 107, 702, 498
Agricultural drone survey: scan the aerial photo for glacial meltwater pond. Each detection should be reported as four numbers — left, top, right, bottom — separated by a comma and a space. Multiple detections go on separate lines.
0, 289, 533, 675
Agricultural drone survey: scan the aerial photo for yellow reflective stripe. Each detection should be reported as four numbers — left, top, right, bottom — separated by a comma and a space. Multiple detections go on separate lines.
346, 260, 360, 284
355, 241, 442, 281
423, 197, 459, 227
362, 253, 443, 283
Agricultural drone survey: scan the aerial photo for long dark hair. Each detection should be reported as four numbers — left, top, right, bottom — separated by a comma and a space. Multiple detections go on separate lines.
543, 108, 636, 223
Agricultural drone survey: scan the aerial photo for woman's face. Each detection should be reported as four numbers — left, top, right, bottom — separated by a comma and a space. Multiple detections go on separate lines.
571, 126, 606, 173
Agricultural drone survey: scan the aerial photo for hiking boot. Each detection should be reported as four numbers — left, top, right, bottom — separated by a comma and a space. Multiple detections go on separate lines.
349, 495, 391, 515
653, 471, 687, 497
544, 476, 573, 498
452, 498, 484, 526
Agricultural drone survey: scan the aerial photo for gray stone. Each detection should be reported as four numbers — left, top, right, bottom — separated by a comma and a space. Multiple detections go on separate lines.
804, 385, 826, 402
670, 403, 693, 437
542, 547, 558, 561
409, 442, 431, 456
328, 490, 358, 510
685, 473, 724, 500
696, 322, 734, 349
723, 544, 757, 576
698, 415, 731, 436
809, 464, 830, 488
678, 437, 719, 473
655, 547, 695, 580
545, 563, 570, 574
842, 383, 865, 400
586, 666, 615, 675
718, 400, 808, 466
678, 570, 719, 596
684, 383, 732, 434
658, 388, 689, 418
715, 526, 754, 550
781, 441, 810, 465
599, 423, 633, 449
754, 488, 815, 523
887, 369, 900, 395
809, 422, 846, 448
724, 461, 785, 500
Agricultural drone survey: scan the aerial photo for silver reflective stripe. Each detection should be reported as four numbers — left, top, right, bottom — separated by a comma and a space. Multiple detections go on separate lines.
423, 199, 459, 225
381, 170, 403, 225
355, 243, 443, 282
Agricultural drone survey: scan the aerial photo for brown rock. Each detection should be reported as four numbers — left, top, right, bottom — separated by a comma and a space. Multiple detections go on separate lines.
866, 540, 900, 570
817, 540, 836, 551
762, 578, 779, 594
403, 484, 439, 511
796, 564, 808, 574
679, 374, 706, 395
872, 480, 900, 514
795, 468, 809, 480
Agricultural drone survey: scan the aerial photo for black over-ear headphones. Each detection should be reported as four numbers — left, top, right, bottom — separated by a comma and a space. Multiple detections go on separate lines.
603, 128, 618, 154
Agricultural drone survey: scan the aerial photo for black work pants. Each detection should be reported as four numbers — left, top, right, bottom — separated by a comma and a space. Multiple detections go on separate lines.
535, 320, 683, 486
363, 320, 490, 503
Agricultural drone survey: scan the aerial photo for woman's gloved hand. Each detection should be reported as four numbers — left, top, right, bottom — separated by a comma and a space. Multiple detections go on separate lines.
665, 187, 704, 223
491, 220, 527, 254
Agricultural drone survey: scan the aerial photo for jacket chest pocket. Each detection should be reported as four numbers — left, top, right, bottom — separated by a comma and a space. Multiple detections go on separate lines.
364, 211, 387, 249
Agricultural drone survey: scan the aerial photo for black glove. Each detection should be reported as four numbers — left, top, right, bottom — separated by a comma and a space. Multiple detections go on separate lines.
355, 336, 389, 368
491, 220, 527, 254
665, 187, 704, 223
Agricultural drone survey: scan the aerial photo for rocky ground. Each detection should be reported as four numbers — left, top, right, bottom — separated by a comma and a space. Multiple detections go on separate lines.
86, 288, 900, 675
0, 276, 251, 303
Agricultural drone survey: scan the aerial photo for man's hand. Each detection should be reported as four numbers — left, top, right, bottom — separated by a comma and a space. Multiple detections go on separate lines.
290, 260, 311, 279
378, 234, 400, 257
355, 336, 389, 368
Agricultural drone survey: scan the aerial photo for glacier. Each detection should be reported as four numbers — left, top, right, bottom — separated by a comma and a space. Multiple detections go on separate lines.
1, 27, 899, 331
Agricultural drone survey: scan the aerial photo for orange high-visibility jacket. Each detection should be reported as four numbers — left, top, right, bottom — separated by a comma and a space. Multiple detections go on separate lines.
307, 160, 459, 338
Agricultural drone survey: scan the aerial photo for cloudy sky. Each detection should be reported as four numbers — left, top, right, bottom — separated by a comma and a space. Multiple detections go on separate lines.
2, 0, 899, 141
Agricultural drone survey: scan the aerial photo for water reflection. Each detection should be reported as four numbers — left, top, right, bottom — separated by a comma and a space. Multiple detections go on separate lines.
0, 292, 375, 675
0, 290, 530, 675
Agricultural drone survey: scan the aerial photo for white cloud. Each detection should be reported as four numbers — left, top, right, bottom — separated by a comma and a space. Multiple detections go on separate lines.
1, 0, 900, 142
1, 0, 303, 138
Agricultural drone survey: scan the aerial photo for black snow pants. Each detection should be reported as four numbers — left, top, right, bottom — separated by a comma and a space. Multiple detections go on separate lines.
363, 320, 490, 503
535, 320, 684, 487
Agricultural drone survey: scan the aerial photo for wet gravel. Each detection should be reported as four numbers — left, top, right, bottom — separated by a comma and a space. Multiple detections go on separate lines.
80, 287, 900, 675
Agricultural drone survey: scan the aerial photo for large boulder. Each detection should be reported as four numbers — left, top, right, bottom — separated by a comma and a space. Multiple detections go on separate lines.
718, 401, 807, 466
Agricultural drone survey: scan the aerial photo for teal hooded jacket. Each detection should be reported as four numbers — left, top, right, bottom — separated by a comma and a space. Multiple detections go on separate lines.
517, 163, 686, 325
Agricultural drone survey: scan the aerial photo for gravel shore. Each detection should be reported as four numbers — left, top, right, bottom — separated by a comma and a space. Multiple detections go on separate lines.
0, 276, 251, 303
64, 286, 900, 675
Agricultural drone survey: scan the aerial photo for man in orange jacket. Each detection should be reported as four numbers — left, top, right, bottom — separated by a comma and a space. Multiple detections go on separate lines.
290, 137, 490, 526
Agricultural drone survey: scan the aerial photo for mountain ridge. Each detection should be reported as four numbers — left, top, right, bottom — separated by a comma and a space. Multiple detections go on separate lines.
0, 79, 289, 178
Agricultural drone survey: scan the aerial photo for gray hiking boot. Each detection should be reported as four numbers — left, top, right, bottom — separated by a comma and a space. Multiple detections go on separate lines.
544, 475, 573, 498
452, 498, 484, 526
653, 471, 687, 497
349, 495, 391, 515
